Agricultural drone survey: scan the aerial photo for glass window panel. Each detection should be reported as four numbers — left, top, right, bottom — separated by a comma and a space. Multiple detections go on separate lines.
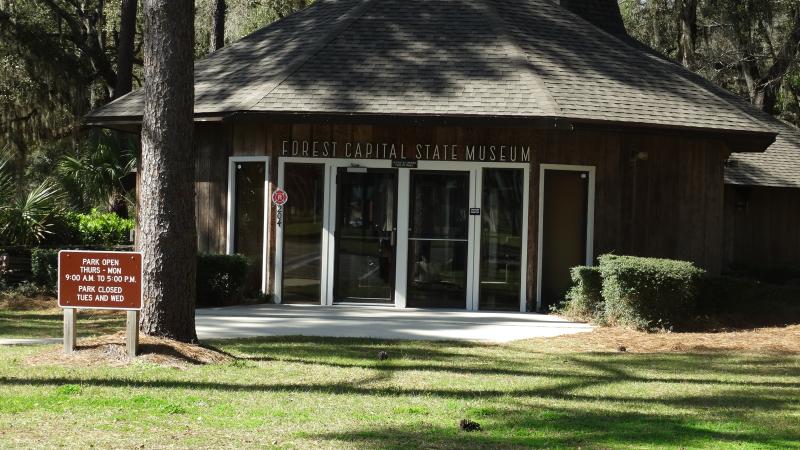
409, 172, 469, 240
233, 162, 265, 294
407, 240, 468, 308
479, 168, 524, 311
282, 163, 325, 304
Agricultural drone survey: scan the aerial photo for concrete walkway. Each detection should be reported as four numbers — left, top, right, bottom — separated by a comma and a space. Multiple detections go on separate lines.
0, 337, 62, 346
196, 304, 592, 343
0, 305, 592, 345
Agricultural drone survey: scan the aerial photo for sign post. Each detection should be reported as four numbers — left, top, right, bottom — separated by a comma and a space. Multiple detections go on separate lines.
58, 250, 143, 356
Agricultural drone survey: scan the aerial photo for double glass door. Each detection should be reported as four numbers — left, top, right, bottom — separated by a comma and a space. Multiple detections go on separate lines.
279, 160, 527, 311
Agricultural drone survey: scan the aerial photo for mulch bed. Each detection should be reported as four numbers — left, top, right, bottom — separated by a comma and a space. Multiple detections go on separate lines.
525, 325, 800, 354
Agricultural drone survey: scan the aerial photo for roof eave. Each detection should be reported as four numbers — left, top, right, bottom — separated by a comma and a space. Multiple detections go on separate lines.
570, 118, 776, 153
83, 111, 777, 153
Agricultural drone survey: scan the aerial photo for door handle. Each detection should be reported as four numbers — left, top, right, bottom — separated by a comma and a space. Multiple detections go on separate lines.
390, 229, 396, 247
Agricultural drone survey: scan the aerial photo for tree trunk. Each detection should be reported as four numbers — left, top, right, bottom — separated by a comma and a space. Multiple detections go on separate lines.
139, 0, 197, 342
114, 0, 138, 99
108, 191, 130, 219
210, 0, 226, 52
678, 0, 698, 68
11, 135, 27, 196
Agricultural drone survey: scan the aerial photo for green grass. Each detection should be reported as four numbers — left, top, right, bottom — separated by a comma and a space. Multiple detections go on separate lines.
0, 307, 125, 338
1, 337, 799, 449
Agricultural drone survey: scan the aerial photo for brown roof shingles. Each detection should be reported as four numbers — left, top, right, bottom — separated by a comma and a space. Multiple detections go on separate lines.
88, 0, 777, 139
726, 121, 800, 189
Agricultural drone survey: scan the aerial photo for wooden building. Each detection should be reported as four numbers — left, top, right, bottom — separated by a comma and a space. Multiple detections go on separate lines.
88, 0, 780, 312
725, 122, 800, 269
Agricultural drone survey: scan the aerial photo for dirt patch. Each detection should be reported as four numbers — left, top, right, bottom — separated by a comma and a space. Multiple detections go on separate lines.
26, 332, 232, 368
525, 325, 800, 354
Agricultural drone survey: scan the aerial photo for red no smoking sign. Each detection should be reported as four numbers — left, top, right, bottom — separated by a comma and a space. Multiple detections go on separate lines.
272, 188, 288, 206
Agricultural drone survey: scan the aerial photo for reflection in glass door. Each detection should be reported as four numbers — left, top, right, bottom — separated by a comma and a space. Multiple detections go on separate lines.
333, 168, 398, 303
232, 162, 266, 295
479, 168, 525, 311
406, 171, 470, 308
281, 163, 325, 304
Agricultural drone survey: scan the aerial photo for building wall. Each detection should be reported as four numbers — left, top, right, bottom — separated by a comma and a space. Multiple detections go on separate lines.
724, 184, 800, 268
195, 124, 233, 255
195, 122, 731, 309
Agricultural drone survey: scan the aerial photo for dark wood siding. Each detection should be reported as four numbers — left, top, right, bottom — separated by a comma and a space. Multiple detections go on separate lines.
724, 185, 800, 268
195, 123, 232, 254
196, 122, 731, 310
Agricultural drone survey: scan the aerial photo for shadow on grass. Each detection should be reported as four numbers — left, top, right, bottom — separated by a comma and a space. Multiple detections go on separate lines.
310, 407, 800, 449
3, 336, 799, 447
2, 340, 797, 410
0, 309, 125, 339
224, 336, 800, 381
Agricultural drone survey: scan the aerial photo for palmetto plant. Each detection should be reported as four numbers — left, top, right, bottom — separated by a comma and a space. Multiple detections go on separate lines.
0, 155, 65, 246
58, 132, 137, 217
0, 156, 13, 208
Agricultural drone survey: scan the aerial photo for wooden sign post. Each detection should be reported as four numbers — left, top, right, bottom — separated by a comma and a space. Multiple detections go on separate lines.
58, 250, 143, 357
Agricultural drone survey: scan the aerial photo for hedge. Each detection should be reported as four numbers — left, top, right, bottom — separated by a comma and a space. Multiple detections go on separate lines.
31, 248, 60, 292
196, 254, 251, 307
560, 266, 604, 322
599, 254, 705, 331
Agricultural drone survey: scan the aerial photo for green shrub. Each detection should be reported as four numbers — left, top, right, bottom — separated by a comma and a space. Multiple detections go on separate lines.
599, 254, 705, 331
70, 209, 134, 246
559, 266, 604, 323
196, 254, 250, 307
30, 248, 60, 292
9, 281, 49, 298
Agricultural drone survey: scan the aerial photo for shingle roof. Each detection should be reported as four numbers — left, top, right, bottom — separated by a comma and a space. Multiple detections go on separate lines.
726, 121, 800, 189
88, 0, 777, 139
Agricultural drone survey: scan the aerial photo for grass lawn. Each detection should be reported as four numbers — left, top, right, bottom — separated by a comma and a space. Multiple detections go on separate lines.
0, 298, 125, 339
1, 333, 799, 449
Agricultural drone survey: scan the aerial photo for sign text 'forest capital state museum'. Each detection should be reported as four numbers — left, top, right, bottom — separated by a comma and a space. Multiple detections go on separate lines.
282, 140, 533, 163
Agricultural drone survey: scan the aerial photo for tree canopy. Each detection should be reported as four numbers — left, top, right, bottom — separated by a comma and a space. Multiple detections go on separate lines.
1, 0, 798, 221
621, 0, 800, 124
0, 0, 309, 216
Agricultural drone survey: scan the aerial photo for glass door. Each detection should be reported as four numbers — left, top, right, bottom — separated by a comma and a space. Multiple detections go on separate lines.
406, 171, 471, 308
478, 168, 525, 311
281, 163, 325, 304
332, 168, 398, 303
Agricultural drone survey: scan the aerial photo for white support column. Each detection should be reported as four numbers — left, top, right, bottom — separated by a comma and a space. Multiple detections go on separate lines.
466, 168, 480, 311
126, 310, 139, 358
63, 308, 76, 353
520, 165, 531, 313
274, 160, 286, 304
394, 168, 410, 308
322, 164, 335, 306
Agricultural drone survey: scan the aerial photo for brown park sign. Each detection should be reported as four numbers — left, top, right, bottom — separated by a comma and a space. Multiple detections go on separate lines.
58, 250, 142, 310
